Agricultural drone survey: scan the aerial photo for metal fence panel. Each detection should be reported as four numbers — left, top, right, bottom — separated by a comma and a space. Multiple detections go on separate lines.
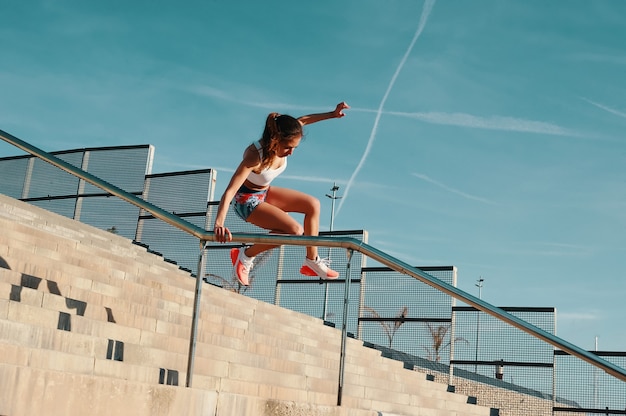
0, 145, 153, 232
452, 306, 555, 398
359, 267, 456, 363
0, 157, 30, 198
135, 169, 216, 275
554, 351, 626, 414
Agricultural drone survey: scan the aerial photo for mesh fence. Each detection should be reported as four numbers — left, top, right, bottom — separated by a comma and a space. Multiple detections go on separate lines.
451, 306, 555, 397
0, 157, 29, 197
0, 146, 153, 240
27, 153, 83, 197
358, 266, 456, 364
554, 351, 626, 414
136, 170, 216, 275
74, 196, 142, 238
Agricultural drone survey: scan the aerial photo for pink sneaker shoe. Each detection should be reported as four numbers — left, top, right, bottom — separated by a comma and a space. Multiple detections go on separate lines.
230, 247, 254, 286
300, 256, 339, 280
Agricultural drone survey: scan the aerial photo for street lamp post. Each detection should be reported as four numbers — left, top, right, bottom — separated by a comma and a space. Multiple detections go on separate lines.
322, 183, 341, 321
475, 277, 484, 373
326, 183, 340, 232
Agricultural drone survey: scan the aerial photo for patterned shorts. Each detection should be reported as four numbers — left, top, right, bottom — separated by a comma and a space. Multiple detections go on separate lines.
233, 185, 268, 221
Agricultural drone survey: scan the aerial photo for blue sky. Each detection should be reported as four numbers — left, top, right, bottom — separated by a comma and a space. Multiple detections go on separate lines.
1, 0, 625, 351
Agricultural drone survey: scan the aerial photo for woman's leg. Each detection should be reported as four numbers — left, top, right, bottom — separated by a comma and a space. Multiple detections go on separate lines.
246, 186, 320, 259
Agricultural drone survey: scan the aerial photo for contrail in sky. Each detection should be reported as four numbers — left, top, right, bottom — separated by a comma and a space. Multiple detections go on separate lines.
412, 173, 495, 205
337, 0, 436, 215
582, 97, 626, 119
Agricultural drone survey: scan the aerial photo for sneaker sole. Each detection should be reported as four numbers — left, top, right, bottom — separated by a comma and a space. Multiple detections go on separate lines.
300, 265, 339, 280
230, 248, 249, 286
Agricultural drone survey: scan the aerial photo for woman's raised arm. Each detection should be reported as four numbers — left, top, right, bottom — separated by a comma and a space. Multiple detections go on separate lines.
297, 102, 350, 126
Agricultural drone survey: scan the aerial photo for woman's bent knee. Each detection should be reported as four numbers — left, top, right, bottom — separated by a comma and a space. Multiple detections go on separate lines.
305, 196, 321, 216
289, 224, 304, 235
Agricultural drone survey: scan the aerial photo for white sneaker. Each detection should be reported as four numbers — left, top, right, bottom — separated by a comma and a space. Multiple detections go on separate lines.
300, 256, 339, 280
230, 247, 254, 286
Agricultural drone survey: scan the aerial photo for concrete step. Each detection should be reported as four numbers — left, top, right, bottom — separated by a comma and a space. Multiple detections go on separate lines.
0, 317, 187, 370
0, 214, 195, 277
0, 265, 346, 358
0, 337, 171, 386
0, 268, 191, 328
4, 268, 342, 354
0, 362, 217, 416
0, 236, 196, 298
1, 211, 356, 344
0, 271, 484, 414
1, 236, 348, 346
0, 313, 336, 405
0, 291, 347, 400
0, 361, 387, 416
1, 297, 455, 412
1, 272, 476, 412
0, 196, 182, 270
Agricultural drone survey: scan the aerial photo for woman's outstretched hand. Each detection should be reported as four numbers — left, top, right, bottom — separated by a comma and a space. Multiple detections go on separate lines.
333, 102, 350, 118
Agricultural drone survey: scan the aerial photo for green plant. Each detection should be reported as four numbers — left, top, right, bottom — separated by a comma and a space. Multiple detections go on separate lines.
364, 306, 408, 348
424, 322, 468, 362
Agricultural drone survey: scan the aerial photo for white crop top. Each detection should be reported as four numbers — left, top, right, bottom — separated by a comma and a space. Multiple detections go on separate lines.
246, 141, 287, 187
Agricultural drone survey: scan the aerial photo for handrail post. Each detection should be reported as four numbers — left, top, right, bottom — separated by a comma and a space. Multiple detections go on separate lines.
337, 248, 354, 406
186, 240, 207, 387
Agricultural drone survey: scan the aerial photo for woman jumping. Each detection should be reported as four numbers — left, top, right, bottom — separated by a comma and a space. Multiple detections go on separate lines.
213, 101, 350, 286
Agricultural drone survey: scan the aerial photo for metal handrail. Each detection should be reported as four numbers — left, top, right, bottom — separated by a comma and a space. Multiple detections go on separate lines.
2, 127, 625, 384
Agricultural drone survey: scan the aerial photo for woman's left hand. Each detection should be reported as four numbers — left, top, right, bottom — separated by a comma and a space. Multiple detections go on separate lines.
333, 102, 350, 118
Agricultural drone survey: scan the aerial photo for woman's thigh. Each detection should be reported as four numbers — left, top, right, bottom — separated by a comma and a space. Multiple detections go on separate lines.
264, 186, 319, 214
246, 201, 303, 235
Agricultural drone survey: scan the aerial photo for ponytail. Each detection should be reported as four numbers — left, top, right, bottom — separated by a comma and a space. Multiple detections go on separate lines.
258, 112, 302, 171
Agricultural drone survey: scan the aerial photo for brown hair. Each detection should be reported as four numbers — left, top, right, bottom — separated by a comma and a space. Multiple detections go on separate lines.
257, 113, 303, 171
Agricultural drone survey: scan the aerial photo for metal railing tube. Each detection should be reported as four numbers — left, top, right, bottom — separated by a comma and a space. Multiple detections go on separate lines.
3, 128, 625, 385
186, 240, 207, 387
337, 248, 354, 406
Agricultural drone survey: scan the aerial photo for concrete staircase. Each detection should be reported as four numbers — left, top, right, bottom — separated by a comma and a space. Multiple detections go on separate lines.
0, 193, 497, 416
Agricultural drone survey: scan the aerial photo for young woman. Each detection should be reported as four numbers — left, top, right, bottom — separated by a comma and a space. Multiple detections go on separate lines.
213, 102, 350, 286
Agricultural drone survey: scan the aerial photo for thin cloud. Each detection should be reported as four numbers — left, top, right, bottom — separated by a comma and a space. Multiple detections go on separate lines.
522, 241, 593, 257
387, 111, 578, 136
191, 83, 581, 138
412, 173, 494, 205
279, 174, 346, 184
345, 106, 581, 137
490, 241, 594, 258
337, 0, 436, 216
582, 98, 626, 119
189, 85, 321, 113
558, 311, 599, 321
190, 85, 287, 109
